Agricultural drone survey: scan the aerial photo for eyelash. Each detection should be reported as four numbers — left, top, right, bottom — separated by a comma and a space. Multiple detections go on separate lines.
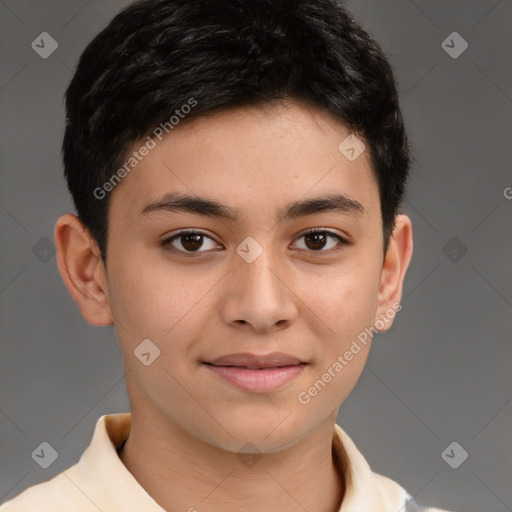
160, 228, 350, 258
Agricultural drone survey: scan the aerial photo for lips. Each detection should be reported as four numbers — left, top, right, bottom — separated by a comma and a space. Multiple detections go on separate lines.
203, 352, 306, 393
205, 352, 303, 369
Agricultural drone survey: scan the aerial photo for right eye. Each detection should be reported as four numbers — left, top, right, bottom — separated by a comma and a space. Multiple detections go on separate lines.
160, 230, 223, 256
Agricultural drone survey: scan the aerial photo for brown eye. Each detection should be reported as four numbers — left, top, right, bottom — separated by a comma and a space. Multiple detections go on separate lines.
293, 229, 347, 253
304, 232, 328, 250
180, 233, 203, 251
161, 230, 220, 255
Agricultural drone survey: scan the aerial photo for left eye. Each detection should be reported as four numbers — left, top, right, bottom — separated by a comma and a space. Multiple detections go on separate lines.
293, 229, 347, 253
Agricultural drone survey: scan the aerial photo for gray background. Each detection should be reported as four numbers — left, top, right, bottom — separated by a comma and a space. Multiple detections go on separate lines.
1, 1, 511, 511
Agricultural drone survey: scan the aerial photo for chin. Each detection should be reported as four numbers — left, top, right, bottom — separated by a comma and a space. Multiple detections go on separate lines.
192, 410, 311, 455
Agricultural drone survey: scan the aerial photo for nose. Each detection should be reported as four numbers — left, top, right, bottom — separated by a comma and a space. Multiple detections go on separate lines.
220, 240, 298, 334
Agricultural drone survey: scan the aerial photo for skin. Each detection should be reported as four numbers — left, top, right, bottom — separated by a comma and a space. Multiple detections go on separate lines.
54, 99, 413, 512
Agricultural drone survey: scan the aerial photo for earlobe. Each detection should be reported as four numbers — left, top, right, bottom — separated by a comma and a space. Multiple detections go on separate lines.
54, 213, 113, 326
374, 214, 413, 330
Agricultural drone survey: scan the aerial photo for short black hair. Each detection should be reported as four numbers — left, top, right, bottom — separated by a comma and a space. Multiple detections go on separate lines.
63, 0, 412, 264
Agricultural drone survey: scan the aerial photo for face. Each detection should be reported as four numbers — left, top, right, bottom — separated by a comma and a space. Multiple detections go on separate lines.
57, 100, 412, 454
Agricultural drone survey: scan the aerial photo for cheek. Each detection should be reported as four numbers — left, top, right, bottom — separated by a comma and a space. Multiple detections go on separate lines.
293, 267, 379, 415
107, 259, 210, 400
107, 255, 220, 357
297, 258, 380, 343
105, 260, 197, 343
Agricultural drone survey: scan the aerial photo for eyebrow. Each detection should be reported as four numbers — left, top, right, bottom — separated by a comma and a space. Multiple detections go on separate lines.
137, 192, 365, 223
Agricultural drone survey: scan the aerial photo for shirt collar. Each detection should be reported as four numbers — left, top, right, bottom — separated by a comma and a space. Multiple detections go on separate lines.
76, 413, 165, 510
332, 423, 410, 510
77, 413, 410, 511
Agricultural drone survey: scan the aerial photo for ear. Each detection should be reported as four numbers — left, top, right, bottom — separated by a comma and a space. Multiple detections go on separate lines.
374, 214, 413, 331
54, 213, 113, 326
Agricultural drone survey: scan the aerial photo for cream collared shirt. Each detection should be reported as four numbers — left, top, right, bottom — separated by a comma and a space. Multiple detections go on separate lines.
0, 413, 454, 512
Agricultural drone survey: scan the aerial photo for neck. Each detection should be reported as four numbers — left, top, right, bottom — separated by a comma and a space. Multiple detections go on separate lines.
118, 397, 346, 512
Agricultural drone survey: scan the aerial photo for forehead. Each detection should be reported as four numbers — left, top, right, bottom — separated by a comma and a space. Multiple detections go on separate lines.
107, 101, 378, 226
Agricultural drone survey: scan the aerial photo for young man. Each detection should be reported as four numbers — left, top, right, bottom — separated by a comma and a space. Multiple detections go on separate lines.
1, 0, 456, 511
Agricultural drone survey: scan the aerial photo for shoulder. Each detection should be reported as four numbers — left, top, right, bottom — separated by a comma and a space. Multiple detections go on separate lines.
333, 424, 458, 512
375, 472, 459, 512
373, 472, 457, 512
0, 464, 99, 512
